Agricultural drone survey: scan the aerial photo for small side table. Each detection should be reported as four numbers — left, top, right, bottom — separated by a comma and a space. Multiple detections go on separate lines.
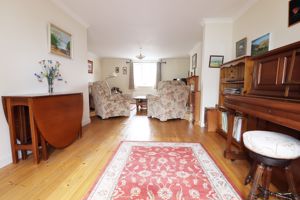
133, 96, 147, 111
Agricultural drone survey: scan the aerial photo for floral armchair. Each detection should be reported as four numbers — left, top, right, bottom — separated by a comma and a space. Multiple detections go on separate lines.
147, 80, 189, 121
92, 81, 131, 119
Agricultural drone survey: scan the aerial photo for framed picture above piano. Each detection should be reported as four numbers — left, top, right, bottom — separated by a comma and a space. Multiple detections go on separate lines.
289, 0, 300, 27
251, 33, 270, 56
235, 37, 247, 58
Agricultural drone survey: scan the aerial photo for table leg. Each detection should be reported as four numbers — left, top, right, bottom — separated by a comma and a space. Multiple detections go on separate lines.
40, 132, 48, 161
19, 107, 28, 160
136, 100, 139, 112
28, 99, 39, 164
6, 99, 18, 163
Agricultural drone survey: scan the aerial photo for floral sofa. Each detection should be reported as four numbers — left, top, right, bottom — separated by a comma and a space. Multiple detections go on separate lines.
147, 80, 189, 121
92, 81, 131, 119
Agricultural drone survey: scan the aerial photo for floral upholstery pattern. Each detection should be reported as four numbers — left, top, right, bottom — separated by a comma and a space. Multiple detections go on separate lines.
147, 80, 189, 121
243, 130, 300, 159
92, 81, 131, 119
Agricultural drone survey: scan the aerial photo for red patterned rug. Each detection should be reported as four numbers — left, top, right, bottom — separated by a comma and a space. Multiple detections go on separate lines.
84, 142, 242, 200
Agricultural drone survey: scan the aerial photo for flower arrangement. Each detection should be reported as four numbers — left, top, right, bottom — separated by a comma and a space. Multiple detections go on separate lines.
34, 60, 63, 93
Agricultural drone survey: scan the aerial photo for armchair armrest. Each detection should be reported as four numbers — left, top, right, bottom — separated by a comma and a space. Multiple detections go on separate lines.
109, 93, 131, 102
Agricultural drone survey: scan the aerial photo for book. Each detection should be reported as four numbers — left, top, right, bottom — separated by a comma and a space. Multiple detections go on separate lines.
221, 112, 228, 133
233, 116, 243, 142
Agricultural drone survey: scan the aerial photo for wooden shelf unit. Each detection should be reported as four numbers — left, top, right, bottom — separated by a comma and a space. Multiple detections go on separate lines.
186, 76, 200, 125
217, 56, 253, 159
219, 56, 253, 106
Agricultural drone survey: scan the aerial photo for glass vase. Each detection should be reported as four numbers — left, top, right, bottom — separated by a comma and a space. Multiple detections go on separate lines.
47, 78, 54, 94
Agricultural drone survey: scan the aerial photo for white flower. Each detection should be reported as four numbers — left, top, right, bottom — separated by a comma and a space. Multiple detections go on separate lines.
130, 187, 141, 196
147, 152, 156, 156
158, 157, 168, 164
138, 170, 151, 177
139, 158, 146, 163
179, 159, 187, 165
157, 187, 173, 200
158, 170, 168, 178
176, 171, 190, 178
189, 189, 200, 198
168, 152, 177, 156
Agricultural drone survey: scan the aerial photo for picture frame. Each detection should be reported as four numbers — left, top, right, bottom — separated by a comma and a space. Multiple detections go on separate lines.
192, 53, 197, 69
236, 37, 247, 58
49, 23, 72, 58
122, 67, 127, 75
251, 33, 270, 56
289, 0, 300, 27
209, 55, 224, 68
88, 60, 93, 74
115, 67, 119, 73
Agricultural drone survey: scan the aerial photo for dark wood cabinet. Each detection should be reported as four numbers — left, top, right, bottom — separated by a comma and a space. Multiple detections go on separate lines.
250, 42, 300, 98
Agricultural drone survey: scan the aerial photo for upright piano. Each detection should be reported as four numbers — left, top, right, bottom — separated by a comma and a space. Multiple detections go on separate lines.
224, 41, 300, 191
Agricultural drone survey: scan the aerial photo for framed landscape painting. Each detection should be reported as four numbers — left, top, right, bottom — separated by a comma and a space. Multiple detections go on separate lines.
192, 53, 197, 69
236, 37, 247, 58
88, 60, 93, 74
251, 33, 270, 56
115, 67, 119, 73
49, 23, 72, 58
209, 55, 224, 68
122, 67, 127, 75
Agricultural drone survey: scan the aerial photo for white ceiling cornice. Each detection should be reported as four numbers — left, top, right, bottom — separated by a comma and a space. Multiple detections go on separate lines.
201, 18, 233, 26
51, 0, 90, 28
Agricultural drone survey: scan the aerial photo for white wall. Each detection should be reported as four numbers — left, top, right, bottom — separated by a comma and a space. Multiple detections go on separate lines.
0, 0, 89, 168
200, 22, 233, 127
88, 52, 101, 82
100, 57, 190, 96
100, 58, 131, 94
233, 0, 300, 56
161, 58, 190, 81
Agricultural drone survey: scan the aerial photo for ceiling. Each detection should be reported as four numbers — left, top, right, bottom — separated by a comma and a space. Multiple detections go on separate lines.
53, 0, 256, 60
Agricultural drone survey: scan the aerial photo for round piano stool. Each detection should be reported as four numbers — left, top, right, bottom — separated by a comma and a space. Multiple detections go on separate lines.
243, 131, 300, 200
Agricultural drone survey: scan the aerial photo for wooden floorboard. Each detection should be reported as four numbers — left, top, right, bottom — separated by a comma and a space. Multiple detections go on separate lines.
0, 109, 253, 200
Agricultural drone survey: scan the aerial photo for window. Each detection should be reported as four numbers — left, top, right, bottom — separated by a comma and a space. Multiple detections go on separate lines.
133, 62, 157, 87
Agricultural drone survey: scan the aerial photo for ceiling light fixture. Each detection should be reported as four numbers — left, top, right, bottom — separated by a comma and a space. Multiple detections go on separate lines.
136, 48, 145, 60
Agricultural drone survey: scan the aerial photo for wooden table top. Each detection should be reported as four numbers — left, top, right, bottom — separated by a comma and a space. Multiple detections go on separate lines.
133, 95, 147, 100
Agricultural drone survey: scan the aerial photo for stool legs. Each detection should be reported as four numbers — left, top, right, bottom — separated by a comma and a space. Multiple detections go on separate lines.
245, 160, 258, 185
285, 166, 299, 200
248, 164, 265, 200
247, 164, 299, 200
262, 166, 272, 200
